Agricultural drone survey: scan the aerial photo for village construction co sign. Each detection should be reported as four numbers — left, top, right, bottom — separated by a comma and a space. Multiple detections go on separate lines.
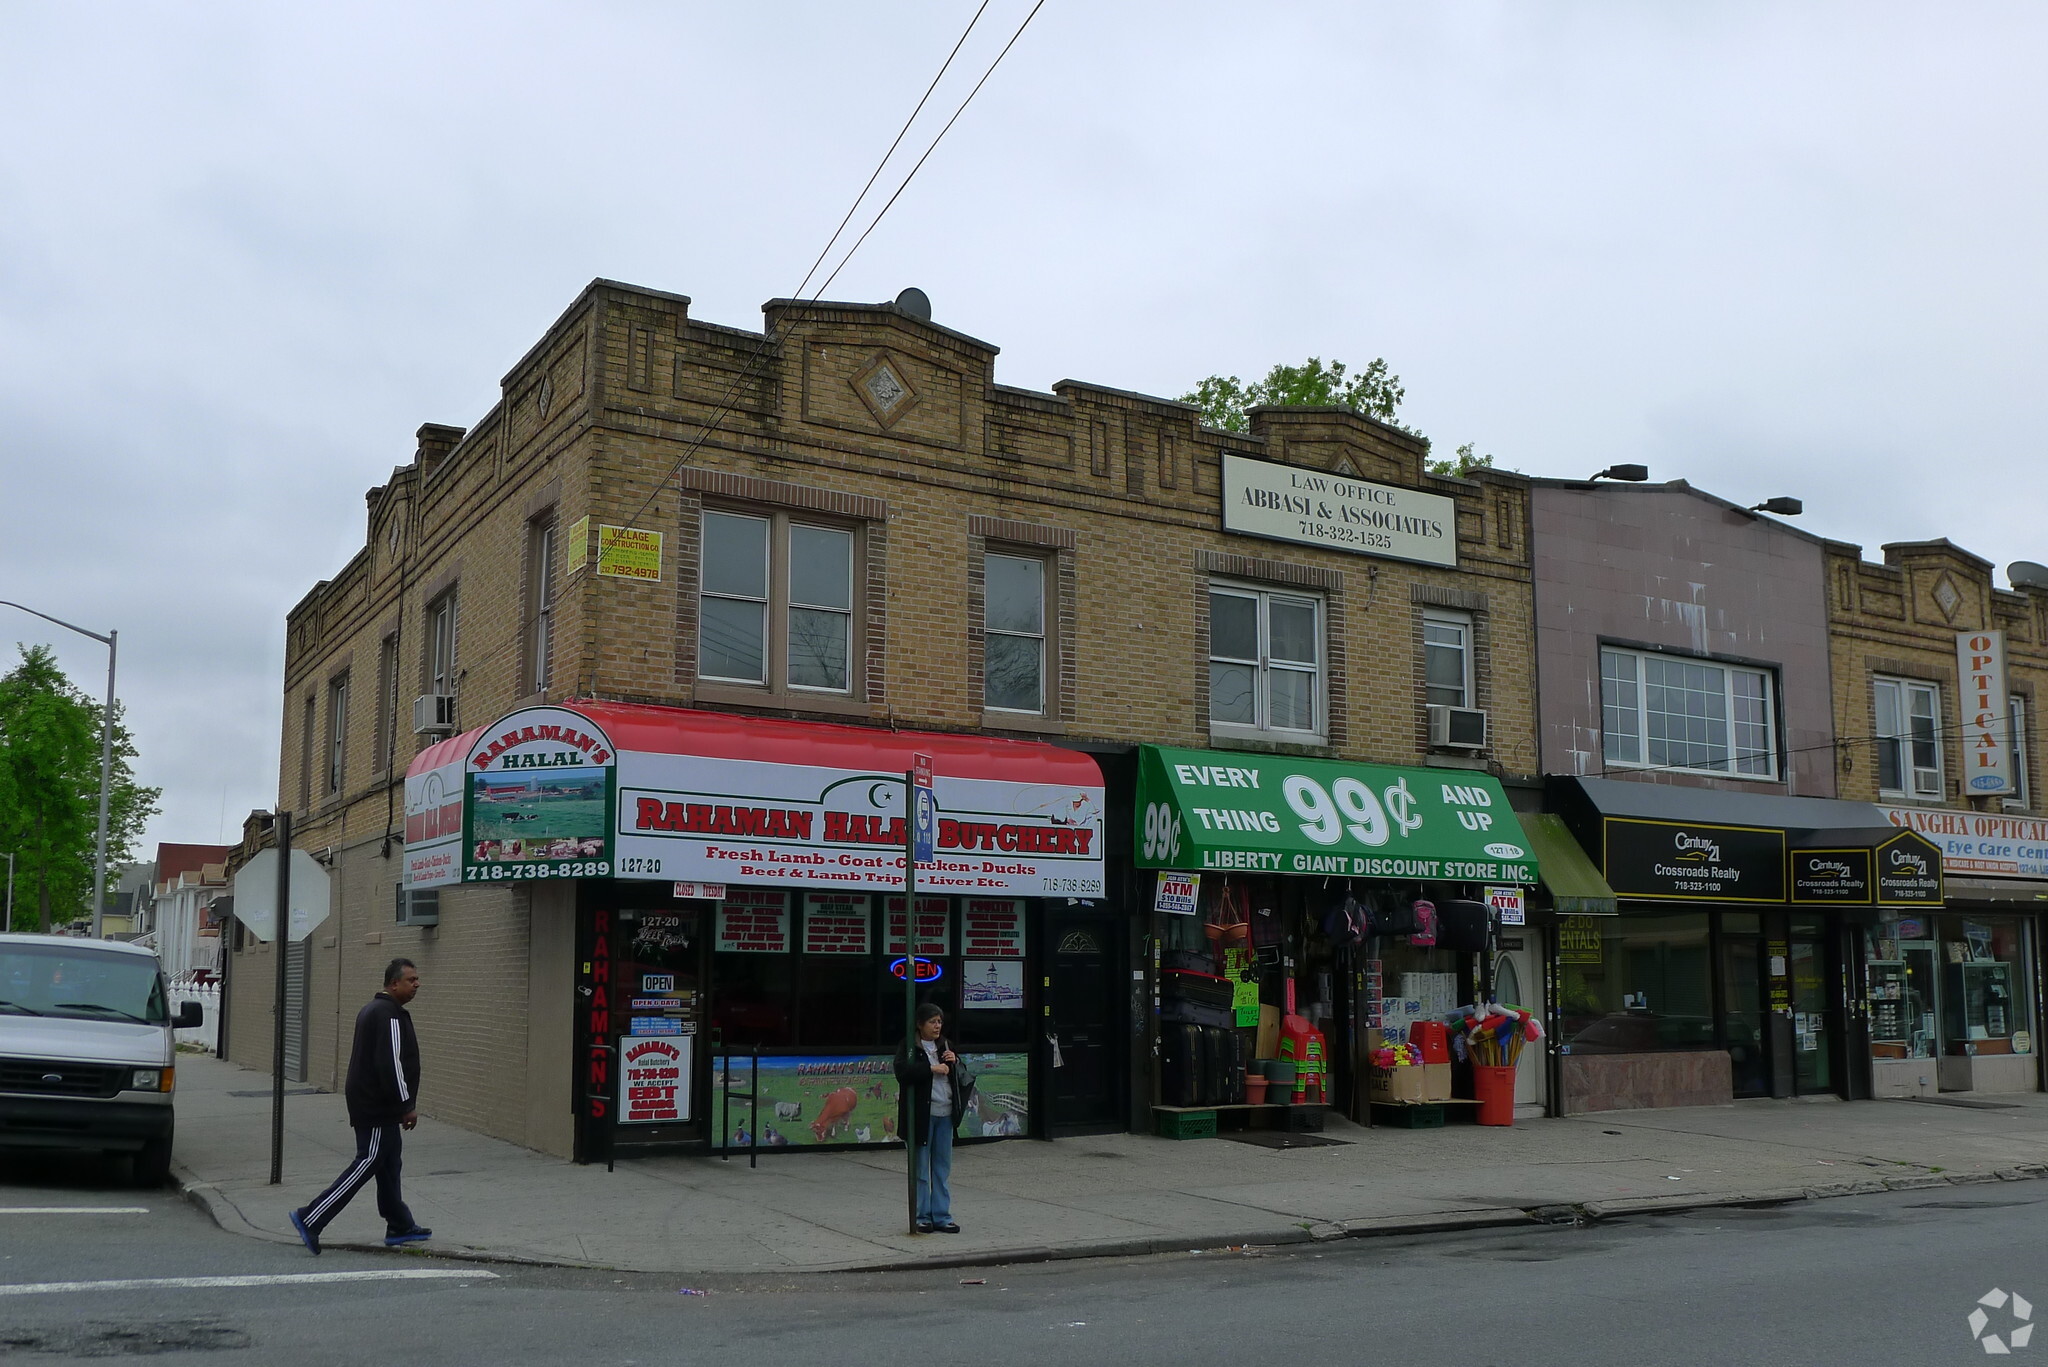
1220, 453, 1457, 568
405, 706, 618, 889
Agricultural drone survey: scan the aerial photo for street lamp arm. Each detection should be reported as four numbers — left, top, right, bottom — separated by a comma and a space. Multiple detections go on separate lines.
0, 600, 113, 647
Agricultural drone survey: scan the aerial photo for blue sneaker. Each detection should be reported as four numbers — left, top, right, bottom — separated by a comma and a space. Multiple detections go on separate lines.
384, 1225, 433, 1247
289, 1210, 320, 1256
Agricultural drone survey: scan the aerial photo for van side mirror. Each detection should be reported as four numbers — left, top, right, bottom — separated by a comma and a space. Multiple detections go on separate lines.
175, 1001, 204, 1029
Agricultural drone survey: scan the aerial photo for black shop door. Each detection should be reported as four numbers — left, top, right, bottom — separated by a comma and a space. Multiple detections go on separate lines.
1045, 908, 1124, 1134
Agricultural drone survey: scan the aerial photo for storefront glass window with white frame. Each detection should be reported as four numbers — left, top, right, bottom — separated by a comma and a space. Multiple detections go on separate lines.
1874, 676, 1942, 799
1599, 646, 1777, 778
1207, 584, 1323, 741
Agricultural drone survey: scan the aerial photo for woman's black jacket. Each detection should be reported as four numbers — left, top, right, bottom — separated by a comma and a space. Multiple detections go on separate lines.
894, 1034, 966, 1142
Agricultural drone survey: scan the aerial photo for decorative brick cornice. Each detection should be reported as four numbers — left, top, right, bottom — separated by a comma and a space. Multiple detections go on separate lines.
677, 467, 887, 522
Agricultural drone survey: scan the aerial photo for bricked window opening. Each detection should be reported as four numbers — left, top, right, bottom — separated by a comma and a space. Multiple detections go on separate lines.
1873, 676, 1942, 798
1208, 584, 1324, 741
1601, 646, 1777, 779
984, 552, 1046, 715
524, 516, 557, 695
2009, 695, 2030, 809
700, 509, 862, 697
1423, 611, 1472, 709
326, 672, 350, 796
376, 634, 400, 772
427, 591, 458, 698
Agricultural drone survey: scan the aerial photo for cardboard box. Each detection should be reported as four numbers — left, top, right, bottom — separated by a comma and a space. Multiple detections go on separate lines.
1368, 1066, 1428, 1104
1422, 1062, 1453, 1102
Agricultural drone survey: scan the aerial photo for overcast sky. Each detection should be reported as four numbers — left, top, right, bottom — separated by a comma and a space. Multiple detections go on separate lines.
4, 2, 2045, 855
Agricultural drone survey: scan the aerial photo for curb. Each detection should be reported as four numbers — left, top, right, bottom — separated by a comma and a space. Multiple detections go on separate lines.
171, 1161, 2048, 1277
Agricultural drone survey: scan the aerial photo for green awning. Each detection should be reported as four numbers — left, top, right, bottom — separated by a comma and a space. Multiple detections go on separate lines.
1133, 746, 1537, 883
1517, 812, 1619, 916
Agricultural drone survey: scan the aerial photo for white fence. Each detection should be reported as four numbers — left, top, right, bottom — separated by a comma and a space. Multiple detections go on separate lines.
169, 975, 221, 1054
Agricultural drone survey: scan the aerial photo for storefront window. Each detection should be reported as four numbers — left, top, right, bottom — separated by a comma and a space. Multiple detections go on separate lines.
1864, 913, 2034, 1062
1558, 914, 1714, 1052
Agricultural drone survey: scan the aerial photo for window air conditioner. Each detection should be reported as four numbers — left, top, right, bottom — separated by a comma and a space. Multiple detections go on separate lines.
413, 693, 457, 736
395, 884, 440, 927
1428, 704, 1488, 750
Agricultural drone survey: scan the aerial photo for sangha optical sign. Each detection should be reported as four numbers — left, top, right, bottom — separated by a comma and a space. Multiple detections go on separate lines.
1220, 453, 1457, 568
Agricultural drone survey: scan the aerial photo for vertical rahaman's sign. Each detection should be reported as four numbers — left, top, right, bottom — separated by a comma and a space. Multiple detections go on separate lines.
1956, 630, 2012, 795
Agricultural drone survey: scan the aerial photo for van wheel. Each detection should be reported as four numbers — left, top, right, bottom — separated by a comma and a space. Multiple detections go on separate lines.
134, 1137, 172, 1188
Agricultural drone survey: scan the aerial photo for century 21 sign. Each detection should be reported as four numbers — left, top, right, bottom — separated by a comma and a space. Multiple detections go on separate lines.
1956, 631, 2013, 795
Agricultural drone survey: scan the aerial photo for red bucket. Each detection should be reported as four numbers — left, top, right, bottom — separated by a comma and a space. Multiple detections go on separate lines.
1409, 1020, 1450, 1064
1473, 1064, 1515, 1126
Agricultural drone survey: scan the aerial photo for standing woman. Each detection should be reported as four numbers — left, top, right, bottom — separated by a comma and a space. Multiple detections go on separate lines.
894, 1003, 965, 1233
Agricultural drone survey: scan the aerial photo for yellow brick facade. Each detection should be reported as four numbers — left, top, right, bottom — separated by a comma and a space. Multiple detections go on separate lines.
1825, 538, 2048, 812
228, 279, 1541, 1156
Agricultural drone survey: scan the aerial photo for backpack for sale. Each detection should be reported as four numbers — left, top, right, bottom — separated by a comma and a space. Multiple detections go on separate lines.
1410, 898, 1437, 947
1370, 890, 1419, 938
1435, 899, 1492, 953
1320, 893, 1367, 949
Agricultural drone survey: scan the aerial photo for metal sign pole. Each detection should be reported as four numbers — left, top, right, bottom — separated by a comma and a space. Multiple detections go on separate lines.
903, 765, 919, 1234
268, 810, 292, 1186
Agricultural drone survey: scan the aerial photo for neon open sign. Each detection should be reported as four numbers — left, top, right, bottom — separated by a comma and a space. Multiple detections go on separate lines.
888, 957, 944, 983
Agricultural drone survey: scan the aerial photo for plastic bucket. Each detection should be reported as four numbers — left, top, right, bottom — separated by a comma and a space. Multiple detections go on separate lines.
1265, 1060, 1298, 1087
1473, 1064, 1516, 1126
1245, 1077, 1270, 1104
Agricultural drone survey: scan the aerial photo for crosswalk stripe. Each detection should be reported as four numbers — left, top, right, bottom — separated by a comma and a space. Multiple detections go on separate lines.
0, 1270, 498, 1297
0, 1207, 149, 1216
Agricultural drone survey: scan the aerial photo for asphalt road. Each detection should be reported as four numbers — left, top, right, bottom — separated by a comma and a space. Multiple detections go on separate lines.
1, 1151, 2042, 1364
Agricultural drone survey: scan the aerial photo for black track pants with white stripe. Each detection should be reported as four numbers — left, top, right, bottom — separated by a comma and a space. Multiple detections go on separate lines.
295, 1121, 415, 1237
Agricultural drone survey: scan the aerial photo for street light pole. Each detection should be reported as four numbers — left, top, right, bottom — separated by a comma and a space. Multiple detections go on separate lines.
1, 601, 118, 937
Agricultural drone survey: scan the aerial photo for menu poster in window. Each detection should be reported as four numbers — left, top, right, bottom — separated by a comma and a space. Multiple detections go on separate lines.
884, 896, 951, 956
619, 1035, 691, 1124
717, 889, 791, 953
962, 899, 1024, 957
962, 960, 1025, 1010
803, 894, 871, 955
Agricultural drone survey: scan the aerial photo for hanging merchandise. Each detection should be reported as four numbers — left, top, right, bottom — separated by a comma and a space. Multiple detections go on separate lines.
1410, 898, 1437, 947
1435, 899, 1491, 953
1448, 1000, 1544, 1127
1371, 888, 1419, 937
1320, 891, 1368, 949
1203, 881, 1249, 953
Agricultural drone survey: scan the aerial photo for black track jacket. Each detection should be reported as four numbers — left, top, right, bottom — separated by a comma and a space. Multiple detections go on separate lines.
344, 991, 421, 1128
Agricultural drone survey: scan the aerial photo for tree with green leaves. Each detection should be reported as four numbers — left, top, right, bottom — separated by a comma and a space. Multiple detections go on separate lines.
0, 644, 159, 932
1182, 357, 1413, 436
1180, 358, 1506, 481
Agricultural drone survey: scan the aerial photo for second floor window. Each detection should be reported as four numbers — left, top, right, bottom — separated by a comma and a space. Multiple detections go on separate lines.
427, 591, 458, 696
700, 510, 857, 695
326, 673, 349, 795
984, 553, 1046, 714
1874, 676, 1941, 798
1601, 646, 1777, 778
525, 518, 556, 695
1209, 586, 1322, 739
1423, 611, 1472, 709
2010, 695, 2030, 807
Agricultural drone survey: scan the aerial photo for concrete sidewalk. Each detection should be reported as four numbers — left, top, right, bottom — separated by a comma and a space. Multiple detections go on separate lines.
170, 1054, 2048, 1275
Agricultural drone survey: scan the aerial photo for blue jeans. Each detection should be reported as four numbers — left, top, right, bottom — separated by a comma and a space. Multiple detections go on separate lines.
916, 1116, 954, 1223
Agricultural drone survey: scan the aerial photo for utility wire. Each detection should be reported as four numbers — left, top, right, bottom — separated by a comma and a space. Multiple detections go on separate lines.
411, 0, 1049, 707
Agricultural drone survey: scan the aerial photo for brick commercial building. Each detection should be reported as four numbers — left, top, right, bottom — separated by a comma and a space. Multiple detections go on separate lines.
1824, 538, 2048, 1097
224, 279, 1550, 1160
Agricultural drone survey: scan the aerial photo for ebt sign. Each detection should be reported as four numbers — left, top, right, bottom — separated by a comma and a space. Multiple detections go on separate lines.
1957, 631, 2014, 794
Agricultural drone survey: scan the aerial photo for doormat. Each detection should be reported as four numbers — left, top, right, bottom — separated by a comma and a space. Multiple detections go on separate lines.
1901, 1096, 2022, 1111
1221, 1131, 1350, 1150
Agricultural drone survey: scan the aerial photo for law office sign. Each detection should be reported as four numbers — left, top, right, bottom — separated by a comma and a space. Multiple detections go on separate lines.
1220, 454, 1457, 568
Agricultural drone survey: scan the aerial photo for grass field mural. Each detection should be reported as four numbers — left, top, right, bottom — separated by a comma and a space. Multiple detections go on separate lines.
470, 767, 609, 864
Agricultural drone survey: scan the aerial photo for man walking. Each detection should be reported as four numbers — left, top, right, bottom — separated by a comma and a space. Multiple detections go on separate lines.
288, 959, 432, 1253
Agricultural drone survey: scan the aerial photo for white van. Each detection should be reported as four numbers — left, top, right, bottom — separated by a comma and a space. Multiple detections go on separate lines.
0, 933, 205, 1186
